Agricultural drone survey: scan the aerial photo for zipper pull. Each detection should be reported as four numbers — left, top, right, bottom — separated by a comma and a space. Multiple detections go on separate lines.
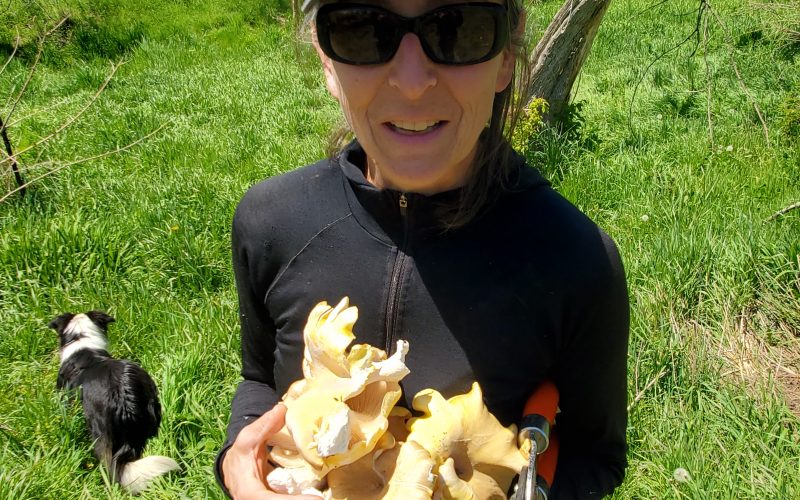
399, 193, 408, 216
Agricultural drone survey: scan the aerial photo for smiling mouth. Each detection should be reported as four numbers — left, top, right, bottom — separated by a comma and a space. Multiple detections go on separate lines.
387, 120, 444, 135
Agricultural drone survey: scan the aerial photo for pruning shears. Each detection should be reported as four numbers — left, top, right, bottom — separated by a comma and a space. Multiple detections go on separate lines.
512, 381, 559, 500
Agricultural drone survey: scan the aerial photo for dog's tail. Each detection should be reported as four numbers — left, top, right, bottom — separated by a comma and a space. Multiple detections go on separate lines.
112, 445, 180, 494
118, 455, 180, 494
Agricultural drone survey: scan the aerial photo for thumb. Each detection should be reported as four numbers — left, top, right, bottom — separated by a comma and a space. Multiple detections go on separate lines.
239, 404, 287, 447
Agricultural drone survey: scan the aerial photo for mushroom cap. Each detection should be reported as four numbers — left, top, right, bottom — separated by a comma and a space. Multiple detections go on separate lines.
407, 382, 527, 495
438, 457, 507, 500
271, 298, 411, 475
326, 437, 436, 500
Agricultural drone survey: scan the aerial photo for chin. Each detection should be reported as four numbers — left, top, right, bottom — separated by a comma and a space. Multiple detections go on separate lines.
371, 154, 462, 192
392, 169, 465, 195
371, 146, 473, 195
48, 311, 180, 494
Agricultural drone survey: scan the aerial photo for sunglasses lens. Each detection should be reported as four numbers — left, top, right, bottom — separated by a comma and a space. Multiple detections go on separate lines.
317, 4, 507, 65
421, 6, 501, 64
321, 7, 399, 64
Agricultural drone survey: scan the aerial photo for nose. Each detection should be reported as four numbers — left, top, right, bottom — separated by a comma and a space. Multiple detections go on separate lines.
387, 33, 437, 99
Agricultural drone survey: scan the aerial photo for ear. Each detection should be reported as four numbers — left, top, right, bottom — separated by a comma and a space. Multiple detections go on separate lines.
87, 311, 115, 330
495, 11, 525, 93
48, 313, 74, 332
312, 30, 342, 100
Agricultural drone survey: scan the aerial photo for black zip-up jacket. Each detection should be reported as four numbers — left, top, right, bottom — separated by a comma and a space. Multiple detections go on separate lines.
216, 142, 629, 499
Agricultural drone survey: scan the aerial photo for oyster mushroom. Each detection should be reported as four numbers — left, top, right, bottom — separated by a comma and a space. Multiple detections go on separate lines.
323, 408, 432, 499
323, 407, 419, 498
325, 437, 436, 500
324, 384, 525, 499
381, 440, 438, 499
407, 382, 527, 498
269, 297, 411, 478
437, 457, 507, 500
267, 299, 526, 499
266, 445, 325, 495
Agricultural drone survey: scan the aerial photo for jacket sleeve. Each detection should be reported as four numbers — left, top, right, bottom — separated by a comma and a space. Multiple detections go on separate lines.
214, 199, 282, 495
550, 231, 630, 499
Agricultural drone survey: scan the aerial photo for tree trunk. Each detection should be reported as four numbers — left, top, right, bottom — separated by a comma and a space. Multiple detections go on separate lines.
1, 116, 25, 197
526, 0, 612, 124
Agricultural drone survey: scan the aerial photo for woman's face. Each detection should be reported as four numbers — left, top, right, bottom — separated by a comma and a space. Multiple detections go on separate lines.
315, 0, 515, 195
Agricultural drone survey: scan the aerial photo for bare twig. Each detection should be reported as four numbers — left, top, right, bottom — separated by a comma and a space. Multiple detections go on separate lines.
702, 7, 715, 148
0, 33, 21, 77
766, 202, 800, 221
0, 116, 25, 195
0, 123, 167, 204
1, 18, 85, 200
707, 2, 771, 146
628, 0, 705, 134
2, 39, 42, 125
628, 366, 668, 411
635, 0, 671, 17
5, 60, 126, 164
7, 96, 76, 129
2, 17, 69, 126
41, 15, 71, 39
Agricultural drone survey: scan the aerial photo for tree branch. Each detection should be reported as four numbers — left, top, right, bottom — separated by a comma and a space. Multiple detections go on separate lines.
5, 60, 125, 164
706, 2, 770, 146
0, 116, 24, 195
0, 123, 167, 204
2, 17, 68, 126
765, 202, 800, 221
0, 33, 21, 78
627, 0, 703, 135
628, 366, 668, 412
7, 96, 76, 129
702, 2, 715, 149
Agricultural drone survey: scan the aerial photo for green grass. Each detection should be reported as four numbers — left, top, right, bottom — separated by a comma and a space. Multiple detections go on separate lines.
1, 0, 799, 498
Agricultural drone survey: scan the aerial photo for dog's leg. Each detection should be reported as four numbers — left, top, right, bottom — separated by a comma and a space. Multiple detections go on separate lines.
94, 436, 113, 472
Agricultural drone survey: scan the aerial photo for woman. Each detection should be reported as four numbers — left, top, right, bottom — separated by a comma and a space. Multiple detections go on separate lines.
217, 0, 629, 498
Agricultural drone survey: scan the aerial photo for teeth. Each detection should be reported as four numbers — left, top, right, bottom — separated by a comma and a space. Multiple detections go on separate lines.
391, 120, 439, 132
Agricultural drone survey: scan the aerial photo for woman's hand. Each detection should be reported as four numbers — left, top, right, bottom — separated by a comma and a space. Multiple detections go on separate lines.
222, 404, 321, 499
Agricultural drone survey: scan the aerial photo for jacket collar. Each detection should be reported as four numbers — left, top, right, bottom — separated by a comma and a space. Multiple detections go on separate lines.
336, 140, 549, 244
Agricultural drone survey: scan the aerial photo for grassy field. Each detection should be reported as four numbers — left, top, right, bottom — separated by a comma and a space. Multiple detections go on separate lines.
1, 0, 798, 498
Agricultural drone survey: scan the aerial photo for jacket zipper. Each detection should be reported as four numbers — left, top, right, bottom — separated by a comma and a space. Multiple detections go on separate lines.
385, 193, 410, 353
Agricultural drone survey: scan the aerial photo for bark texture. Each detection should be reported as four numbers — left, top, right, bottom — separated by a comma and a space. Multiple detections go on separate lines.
527, 0, 612, 123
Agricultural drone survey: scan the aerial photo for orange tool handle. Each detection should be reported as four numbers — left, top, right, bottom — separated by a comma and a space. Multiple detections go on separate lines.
523, 380, 558, 425
521, 380, 560, 492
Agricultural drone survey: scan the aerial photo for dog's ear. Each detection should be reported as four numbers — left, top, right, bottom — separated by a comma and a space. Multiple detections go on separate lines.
87, 311, 115, 329
48, 313, 74, 333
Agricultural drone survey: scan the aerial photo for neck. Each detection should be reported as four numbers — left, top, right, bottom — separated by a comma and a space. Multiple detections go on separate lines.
364, 153, 474, 196
60, 337, 108, 363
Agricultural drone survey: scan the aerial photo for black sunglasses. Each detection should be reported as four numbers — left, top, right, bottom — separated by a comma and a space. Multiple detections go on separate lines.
315, 2, 510, 66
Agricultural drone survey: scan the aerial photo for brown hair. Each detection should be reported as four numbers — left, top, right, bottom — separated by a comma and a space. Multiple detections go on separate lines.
302, 1, 532, 229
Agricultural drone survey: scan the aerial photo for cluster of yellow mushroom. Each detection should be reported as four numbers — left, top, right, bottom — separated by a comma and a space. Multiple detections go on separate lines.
266, 298, 527, 499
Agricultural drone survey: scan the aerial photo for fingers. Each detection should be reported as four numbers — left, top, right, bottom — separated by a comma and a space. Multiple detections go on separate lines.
224, 405, 289, 499
237, 404, 287, 448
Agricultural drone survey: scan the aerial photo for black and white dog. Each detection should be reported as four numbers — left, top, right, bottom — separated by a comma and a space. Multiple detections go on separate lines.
48, 311, 179, 493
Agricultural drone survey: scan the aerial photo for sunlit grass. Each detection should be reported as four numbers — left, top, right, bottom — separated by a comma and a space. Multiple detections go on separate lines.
1, 0, 799, 497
